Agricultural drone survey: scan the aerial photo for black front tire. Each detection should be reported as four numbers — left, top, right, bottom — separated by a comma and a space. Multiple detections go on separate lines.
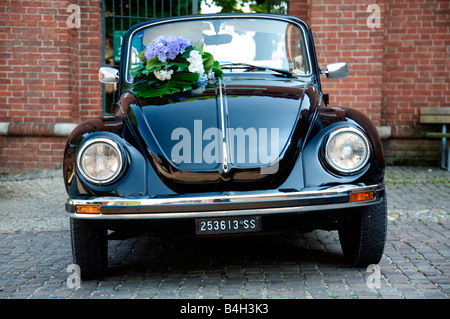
70, 218, 108, 280
338, 195, 387, 267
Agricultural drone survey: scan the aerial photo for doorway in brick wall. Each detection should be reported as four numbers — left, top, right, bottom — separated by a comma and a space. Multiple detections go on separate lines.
101, 0, 289, 114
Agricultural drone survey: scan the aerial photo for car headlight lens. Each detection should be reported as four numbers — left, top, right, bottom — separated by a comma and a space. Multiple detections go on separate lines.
325, 127, 370, 174
77, 138, 123, 184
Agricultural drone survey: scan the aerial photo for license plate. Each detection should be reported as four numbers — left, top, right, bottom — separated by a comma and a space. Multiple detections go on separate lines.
195, 216, 261, 235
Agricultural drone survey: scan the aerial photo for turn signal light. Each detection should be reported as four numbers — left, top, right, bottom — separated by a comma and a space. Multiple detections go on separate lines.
349, 191, 374, 202
76, 205, 101, 214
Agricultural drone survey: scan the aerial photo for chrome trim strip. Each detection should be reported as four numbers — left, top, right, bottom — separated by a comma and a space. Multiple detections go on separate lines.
68, 198, 381, 220
218, 77, 230, 173
67, 183, 383, 220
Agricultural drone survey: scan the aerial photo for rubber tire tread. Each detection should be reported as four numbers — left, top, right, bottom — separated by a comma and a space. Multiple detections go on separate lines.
70, 218, 108, 280
338, 195, 387, 267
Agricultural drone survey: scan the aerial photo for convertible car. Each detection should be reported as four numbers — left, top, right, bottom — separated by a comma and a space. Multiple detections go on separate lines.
64, 14, 387, 279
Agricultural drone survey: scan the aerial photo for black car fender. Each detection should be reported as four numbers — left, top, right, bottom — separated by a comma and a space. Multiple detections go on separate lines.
63, 116, 147, 198
301, 107, 384, 188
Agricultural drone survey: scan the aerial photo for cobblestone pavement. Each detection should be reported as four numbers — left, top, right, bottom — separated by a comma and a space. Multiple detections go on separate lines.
0, 167, 448, 299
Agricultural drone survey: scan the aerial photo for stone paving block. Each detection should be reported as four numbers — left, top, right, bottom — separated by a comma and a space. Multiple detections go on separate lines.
0, 167, 449, 299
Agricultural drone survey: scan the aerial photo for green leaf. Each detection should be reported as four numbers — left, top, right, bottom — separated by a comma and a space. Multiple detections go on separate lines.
130, 64, 145, 76
138, 50, 147, 64
212, 61, 223, 77
138, 84, 181, 98
141, 68, 153, 75
172, 71, 200, 83
132, 81, 150, 93
202, 53, 215, 74
132, 71, 200, 98
181, 45, 194, 59
167, 61, 188, 72
193, 42, 205, 54
146, 56, 164, 70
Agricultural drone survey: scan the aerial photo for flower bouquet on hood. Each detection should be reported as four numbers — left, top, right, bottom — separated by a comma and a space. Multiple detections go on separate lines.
130, 35, 222, 98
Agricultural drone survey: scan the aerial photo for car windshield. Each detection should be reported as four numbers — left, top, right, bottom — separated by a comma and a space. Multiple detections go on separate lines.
125, 17, 311, 82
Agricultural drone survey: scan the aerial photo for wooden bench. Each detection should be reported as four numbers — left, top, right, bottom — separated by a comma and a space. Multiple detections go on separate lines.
420, 107, 450, 171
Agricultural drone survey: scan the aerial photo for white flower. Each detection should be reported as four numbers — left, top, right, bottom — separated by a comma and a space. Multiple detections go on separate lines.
154, 69, 174, 81
207, 69, 215, 81
187, 50, 204, 74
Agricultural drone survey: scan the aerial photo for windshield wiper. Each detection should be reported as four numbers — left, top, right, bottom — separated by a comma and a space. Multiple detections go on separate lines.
220, 63, 293, 78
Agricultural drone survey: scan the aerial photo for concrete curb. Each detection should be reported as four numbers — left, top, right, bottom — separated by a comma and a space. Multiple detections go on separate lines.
0, 122, 77, 137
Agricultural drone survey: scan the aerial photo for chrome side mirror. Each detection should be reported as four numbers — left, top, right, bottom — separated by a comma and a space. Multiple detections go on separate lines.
98, 67, 119, 84
323, 62, 348, 79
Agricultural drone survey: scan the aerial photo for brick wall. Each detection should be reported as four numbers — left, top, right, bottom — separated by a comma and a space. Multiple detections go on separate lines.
382, 0, 449, 164
0, 0, 102, 173
291, 0, 449, 165
383, 0, 449, 127
310, 0, 385, 126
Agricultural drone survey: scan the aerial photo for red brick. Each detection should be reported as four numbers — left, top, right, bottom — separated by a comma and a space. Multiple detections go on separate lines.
0, 0, 102, 172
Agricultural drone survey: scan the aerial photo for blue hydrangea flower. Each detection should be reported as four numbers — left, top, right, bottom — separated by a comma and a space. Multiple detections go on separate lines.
197, 73, 208, 86
144, 35, 191, 63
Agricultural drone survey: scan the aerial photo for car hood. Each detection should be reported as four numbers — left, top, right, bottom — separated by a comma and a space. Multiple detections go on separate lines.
127, 76, 319, 193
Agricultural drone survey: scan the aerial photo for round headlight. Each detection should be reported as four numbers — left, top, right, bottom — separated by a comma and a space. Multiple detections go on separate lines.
77, 138, 123, 184
325, 127, 370, 174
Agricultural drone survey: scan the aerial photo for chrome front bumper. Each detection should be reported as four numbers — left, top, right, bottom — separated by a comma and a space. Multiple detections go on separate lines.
66, 183, 384, 220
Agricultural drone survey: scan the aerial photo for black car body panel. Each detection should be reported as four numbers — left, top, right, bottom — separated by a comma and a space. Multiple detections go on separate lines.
64, 14, 386, 271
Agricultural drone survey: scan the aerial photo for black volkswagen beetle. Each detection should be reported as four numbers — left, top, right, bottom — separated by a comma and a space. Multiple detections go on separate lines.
64, 14, 387, 279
